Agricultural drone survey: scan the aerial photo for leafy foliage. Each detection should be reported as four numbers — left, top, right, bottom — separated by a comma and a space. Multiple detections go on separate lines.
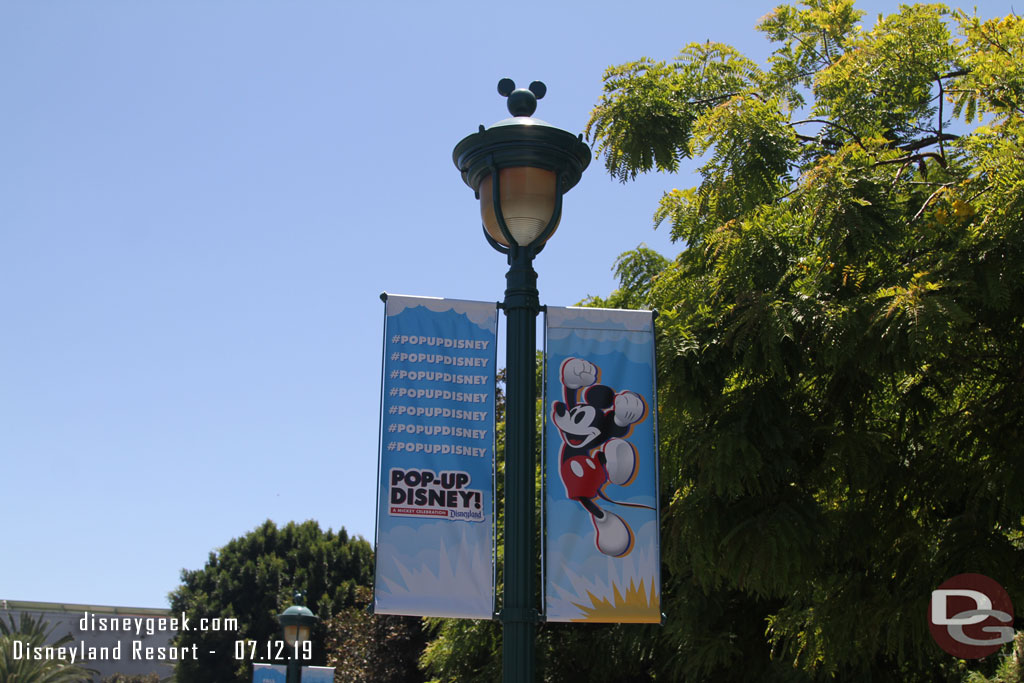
584, 1, 1024, 680
0, 612, 95, 683
584, 245, 670, 311
419, 615, 501, 683
168, 519, 372, 683
323, 586, 426, 683
965, 633, 1024, 682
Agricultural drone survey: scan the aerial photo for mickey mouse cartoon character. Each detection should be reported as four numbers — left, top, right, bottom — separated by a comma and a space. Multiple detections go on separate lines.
552, 357, 650, 557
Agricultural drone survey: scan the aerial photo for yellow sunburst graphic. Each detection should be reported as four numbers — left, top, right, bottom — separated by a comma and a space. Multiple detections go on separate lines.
570, 578, 659, 623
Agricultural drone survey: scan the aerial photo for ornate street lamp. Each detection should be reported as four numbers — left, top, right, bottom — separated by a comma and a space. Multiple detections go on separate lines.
453, 78, 590, 682
277, 593, 318, 683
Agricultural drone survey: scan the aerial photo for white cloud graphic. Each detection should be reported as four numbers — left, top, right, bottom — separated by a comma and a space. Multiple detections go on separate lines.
384, 294, 497, 330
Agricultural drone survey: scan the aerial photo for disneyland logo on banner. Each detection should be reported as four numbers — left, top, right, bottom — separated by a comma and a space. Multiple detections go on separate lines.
928, 573, 1016, 659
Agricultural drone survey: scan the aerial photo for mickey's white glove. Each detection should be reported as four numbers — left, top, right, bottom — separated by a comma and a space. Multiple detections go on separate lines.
560, 357, 598, 390
613, 391, 646, 426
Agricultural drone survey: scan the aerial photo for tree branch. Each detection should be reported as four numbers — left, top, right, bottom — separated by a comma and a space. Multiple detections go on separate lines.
899, 134, 960, 152
937, 74, 947, 159
875, 152, 947, 169
912, 184, 953, 221
789, 118, 866, 150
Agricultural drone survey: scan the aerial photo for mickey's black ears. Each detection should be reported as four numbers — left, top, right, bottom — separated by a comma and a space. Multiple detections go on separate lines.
497, 78, 547, 117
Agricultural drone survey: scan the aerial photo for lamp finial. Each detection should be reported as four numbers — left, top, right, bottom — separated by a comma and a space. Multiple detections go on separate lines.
498, 79, 546, 118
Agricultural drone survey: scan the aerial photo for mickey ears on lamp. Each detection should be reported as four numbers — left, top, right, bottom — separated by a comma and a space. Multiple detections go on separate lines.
498, 79, 547, 118
452, 78, 591, 253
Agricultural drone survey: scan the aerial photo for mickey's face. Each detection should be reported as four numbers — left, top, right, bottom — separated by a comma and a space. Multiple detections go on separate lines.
552, 402, 602, 449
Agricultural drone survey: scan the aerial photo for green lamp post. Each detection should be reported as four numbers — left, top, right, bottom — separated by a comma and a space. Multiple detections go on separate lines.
277, 593, 318, 683
453, 79, 590, 682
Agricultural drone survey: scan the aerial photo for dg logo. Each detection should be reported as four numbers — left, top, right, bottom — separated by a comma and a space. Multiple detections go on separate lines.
929, 573, 1015, 659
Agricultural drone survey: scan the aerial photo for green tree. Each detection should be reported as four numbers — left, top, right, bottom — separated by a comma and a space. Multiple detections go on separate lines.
323, 586, 426, 683
583, 1, 1024, 680
0, 612, 95, 683
168, 519, 372, 683
965, 632, 1024, 682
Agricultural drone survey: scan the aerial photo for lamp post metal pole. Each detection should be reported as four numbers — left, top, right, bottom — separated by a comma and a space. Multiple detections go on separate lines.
502, 243, 540, 682
286, 651, 301, 683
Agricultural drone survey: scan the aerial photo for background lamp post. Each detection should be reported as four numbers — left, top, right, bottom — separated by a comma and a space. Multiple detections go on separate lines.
453, 78, 590, 682
277, 593, 318, 683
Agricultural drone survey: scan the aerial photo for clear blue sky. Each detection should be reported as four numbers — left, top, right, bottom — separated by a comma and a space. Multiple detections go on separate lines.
2, 0, 1016, 609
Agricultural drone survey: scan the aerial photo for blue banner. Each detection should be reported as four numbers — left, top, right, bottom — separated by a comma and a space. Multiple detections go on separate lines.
544, 306, 661, 623
252, 664, 334, 683
374, 295, 497, 619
